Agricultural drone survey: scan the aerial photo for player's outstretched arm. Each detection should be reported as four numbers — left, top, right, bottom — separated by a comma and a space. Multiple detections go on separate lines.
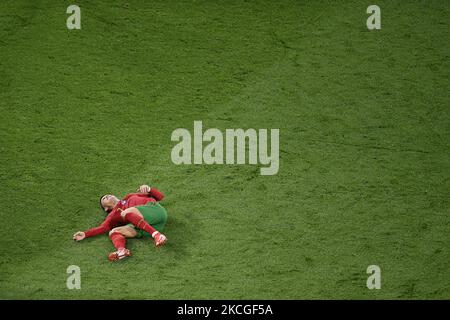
74, 217, 111, 241
82, 224, 109, 238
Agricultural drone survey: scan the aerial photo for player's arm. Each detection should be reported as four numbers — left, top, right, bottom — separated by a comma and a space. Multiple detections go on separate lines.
73, 217, 111, 241
137, 184, 165, 201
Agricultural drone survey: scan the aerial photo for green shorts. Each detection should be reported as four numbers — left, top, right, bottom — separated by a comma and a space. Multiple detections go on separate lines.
127, 202, 168, 238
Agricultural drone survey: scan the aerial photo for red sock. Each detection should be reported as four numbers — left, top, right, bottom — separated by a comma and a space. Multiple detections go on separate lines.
124, 212, 157, 236
109, 232, 126, 250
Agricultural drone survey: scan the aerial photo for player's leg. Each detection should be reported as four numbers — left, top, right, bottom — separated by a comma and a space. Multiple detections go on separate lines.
134, 203, 168, 246
108, 226, 137, 262
142, 202, 168, 232
121, 205, 168, 247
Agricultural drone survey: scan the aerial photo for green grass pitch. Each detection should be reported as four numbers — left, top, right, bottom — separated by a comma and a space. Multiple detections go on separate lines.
0, 0, 449, 299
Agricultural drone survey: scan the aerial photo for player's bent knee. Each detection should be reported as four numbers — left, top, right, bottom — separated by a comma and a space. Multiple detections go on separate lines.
109, 228, 120, 236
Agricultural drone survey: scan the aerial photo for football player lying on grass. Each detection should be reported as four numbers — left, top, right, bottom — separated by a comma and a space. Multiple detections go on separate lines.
73, 184, 168, 262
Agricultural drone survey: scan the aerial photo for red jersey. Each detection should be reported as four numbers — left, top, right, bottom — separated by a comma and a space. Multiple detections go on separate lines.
84, 188, 164, 238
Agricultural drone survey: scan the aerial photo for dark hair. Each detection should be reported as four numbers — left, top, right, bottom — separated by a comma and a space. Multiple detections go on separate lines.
99, 194, 112, 213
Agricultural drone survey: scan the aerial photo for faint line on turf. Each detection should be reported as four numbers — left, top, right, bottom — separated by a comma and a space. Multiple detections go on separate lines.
303, 138, 430, 154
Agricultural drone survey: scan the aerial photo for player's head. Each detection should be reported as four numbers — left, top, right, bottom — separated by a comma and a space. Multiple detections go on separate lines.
99, 194, 119, 213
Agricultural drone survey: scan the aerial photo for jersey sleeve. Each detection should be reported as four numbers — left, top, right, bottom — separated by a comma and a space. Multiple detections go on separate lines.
124, 188, 165, 202
149, 187, 164, 201
84, 216, 112, 238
